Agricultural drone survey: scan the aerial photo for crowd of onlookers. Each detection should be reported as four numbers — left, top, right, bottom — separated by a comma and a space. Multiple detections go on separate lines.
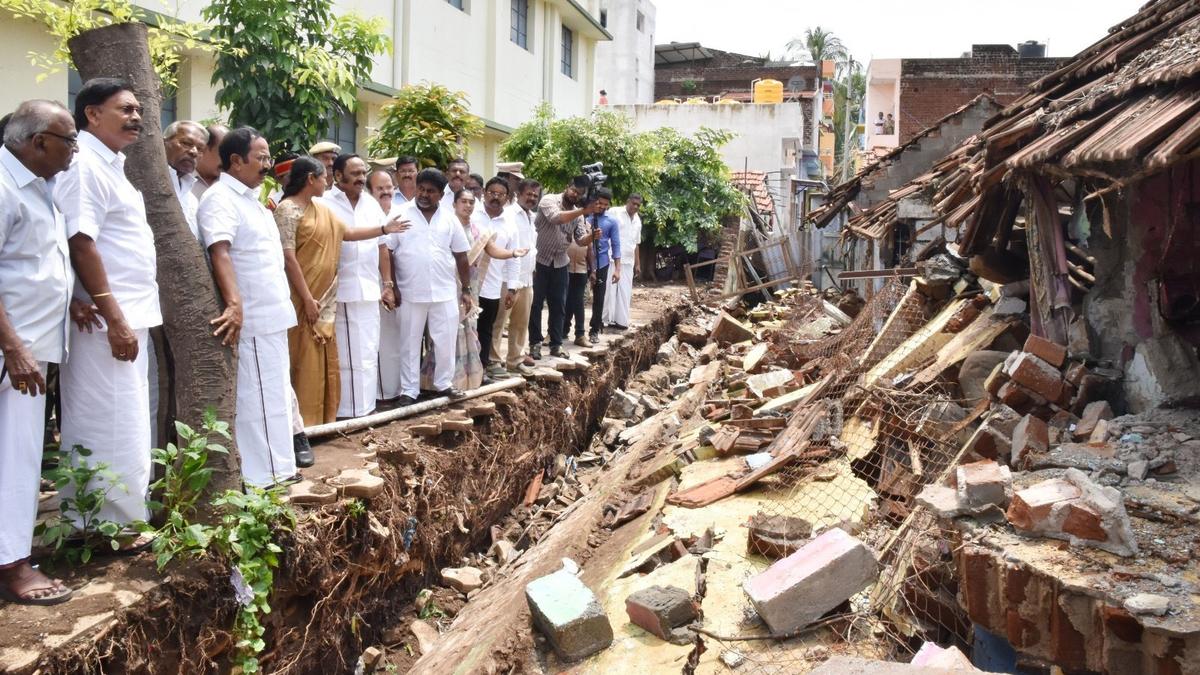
0, 77, 643, 605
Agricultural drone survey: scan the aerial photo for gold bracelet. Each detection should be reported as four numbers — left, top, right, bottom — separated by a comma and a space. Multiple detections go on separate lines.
91, 292, 113, 298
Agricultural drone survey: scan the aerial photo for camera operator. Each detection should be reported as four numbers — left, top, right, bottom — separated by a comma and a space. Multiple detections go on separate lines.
578, 188, 620, 346
529, 175, 602, 359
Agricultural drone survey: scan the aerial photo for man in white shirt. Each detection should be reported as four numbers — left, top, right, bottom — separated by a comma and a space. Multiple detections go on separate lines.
376, 157, 416, 401
317, 154, 388, 418
602, 193, 643, 330
383, 168, 472, 405
490, 178, 540, 375
439, 157, 470, 212
163, 121, 206, 238
368, 168, 395, 216
199, 126, 298, 487
472, 177, 522, 381
0, 100, 76, 605
55, 78, 161, 544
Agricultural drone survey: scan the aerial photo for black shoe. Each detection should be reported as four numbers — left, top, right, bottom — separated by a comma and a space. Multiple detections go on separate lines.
436, 387, 465, 399
396, 395, 418, 407
293, 432, 315, 468
549, 346, 564, 358
611, 324, 629, 332
588, 332, 599, 343
530, 343, 543, 360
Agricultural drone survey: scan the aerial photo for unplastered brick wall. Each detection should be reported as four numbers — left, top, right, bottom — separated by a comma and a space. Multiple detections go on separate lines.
896, 56, 1068, 141
655, 52, 816, 100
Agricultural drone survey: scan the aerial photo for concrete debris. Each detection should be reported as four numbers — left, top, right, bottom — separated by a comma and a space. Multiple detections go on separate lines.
525, 568, 613, 661
910, 642, 977, 670
746, 511, 813, 559
409, 619, 440, 655
1124, 593, 1171, 616
624, 585, 697, 644
1006, 469, 1138, 556
490, 539, 519, 566
441, 566, 484, 593
1123, 333, 1200, 412
743, 527, 879, 634
656, 335, 679, 364
710, 311, 754, 344
357, 645, 383, 673
676, 324, 708, 348
609, 389, 641, 419
744, 368, 795, 399
955, 460, 1012, 510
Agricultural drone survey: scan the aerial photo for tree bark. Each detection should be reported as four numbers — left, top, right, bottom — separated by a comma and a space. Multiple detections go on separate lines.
68, 23, 242, 510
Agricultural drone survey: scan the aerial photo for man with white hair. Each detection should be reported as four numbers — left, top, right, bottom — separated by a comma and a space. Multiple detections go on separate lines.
163, 120, 207, 238
0, 99, 76, 605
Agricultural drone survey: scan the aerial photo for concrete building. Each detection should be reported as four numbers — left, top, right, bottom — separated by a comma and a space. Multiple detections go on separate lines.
593, 0, 656, 104
865, 43, 1068, 150
0, 0, 611, 175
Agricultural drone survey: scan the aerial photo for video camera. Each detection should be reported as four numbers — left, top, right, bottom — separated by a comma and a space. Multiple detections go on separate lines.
580, 161, 607, 203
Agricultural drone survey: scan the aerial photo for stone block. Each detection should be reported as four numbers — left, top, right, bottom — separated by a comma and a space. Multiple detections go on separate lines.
1023, 335, 1067, 368
746, 512, 813, 559
955, 460, 1011, 509
710, 311, 754, 345
526, 569, 613, 661
676, 324, 708, 348
743, 528, 879, 634
329, 468, 385, 499
624, 585, 697, 643
441, 566, 484, 593
1011, 414, 1049, 468
1073, 401, 1113, 440
1003, 352, 1063, 403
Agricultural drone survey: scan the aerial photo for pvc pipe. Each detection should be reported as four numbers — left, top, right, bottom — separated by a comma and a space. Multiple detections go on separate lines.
304, 377, 527, 440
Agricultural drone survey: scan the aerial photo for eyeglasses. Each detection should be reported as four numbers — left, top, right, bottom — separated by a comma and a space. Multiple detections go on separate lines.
37, 131, 79, 148
485, 190, 508, 199
114, 104, 144, 116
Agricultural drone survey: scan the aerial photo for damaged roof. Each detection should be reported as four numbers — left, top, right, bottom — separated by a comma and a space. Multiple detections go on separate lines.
731, 170, 777, 217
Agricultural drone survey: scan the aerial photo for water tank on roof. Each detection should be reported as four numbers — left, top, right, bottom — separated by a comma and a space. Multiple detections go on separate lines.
684, 97, 708, 105
655, 99, 679, 105
1018, 40, 1046, 58
716, 98, 741, 105
752, 78, 783, 104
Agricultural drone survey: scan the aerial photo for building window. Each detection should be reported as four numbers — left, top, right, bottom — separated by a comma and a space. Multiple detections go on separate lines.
636, 10, 645, 32
511, 0, 530, 50
446, 0, 465, 11
561, 25, 575, 78
68, 67, 176, 130
324, 108, 357, 154
599, 9, 607, 27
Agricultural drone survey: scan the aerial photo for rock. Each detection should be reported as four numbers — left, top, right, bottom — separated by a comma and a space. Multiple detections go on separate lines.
746, 512, 813, 559
410, 619, 439, 655
525, 569, 613, 661
359, 645, 383, 672
916, 485, 966, 518
491, 540, 519, 565
1023, 335, 1067, 368
656, 336, 679, 364
993, 296, 1027, 316
287, 479, 337, 505
710, 311, 754, 345
1124, 593, 1170, 616
609, 389, 640, 419
1127, 459, 1149, 480
414, 588, 433, 613
955, 460, 1011, 509
720, 650, 746, 668
676, 324, 708, 348
624, 585, 698, 644
958, 350, 1010, 404
329, 468, 385, 499
441, 566, 484, 593
743, 528, 879, 634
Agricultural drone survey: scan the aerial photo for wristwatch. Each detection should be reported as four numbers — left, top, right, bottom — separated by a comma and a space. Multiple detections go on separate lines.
382, 281, 395, 289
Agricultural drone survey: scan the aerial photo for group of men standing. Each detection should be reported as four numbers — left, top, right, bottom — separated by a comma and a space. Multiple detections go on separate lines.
0, 77, 643, 606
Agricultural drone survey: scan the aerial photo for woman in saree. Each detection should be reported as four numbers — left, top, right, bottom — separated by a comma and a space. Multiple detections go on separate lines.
274, 157, 410, 425
420, 189, 526, 391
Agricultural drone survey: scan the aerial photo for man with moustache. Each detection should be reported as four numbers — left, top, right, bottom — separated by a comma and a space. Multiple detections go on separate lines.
393, 156, 417, 205
192, 123, 227, 199
309, 141, 340, 189
0, 100, 76, 605
376, 156, 417, 401
472, 177, 524, 381
367, 168, 395, 215
382, 168, 471, 405
439, 157, 470, 211
54, 78, 160, 549
163, 121, 207, 238
316, 153, 388, 418
199, 126, 298, 487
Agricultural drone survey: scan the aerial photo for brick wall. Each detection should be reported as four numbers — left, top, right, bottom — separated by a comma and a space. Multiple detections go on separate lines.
655, 48, 817, 100
897, 56, 1069, 141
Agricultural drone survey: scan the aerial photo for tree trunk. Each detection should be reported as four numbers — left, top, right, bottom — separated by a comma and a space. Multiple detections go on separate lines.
68, 23, 242, 510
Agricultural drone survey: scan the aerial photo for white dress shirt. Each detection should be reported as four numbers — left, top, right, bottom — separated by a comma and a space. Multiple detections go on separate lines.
0, 148, 72, 363
197, 173, 296, 338
508, 204, 538, 289
169, 167, 200, 239
384, 201, 469, 304
608, 206, 642, 264
55, 130, 161, 330
472, 208, 520, 300
317, 187, 384, 302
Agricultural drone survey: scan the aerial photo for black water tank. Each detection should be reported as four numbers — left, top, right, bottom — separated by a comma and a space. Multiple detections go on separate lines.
1019, 41, 1046, 58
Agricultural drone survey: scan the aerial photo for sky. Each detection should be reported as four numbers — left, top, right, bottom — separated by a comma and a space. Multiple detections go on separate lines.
649, 0, 1145, 62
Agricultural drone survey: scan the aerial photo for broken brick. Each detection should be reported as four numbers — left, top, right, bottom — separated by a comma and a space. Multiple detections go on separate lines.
525, 569, 613, 661
1006, 479, 1081, 532
955, 460, 1012, 509
625, 585, 697, 643
441, 566, 484, 593
1024, 335, 1067, 368
1073, 401, 1113, 440
710, 311, 754, 345
984, 362, 1009, 398
1011, 414, 1049, 468
676, 324, 708, 347
746, 512, 813, 559
1062, 501, 1108, 542
1004, 352, 1064, 403
997, 381, 1031, 410
743, 528, 879, 634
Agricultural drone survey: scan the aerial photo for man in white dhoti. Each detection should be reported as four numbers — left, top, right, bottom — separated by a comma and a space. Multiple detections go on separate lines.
55, 79, 160, 549
602, 194, 643, 330
383, 168, 472, 406
377, 156, 417, 401
0, 100, 76, 605
199, 126, 298, 487
317, 154, 388, 418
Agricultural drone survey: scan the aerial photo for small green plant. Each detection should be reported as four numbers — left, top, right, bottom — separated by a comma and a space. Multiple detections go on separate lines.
344, 498, 366, 518
36, 445, 128, 565
418, 599, 446, 621
680, 78, 699, 94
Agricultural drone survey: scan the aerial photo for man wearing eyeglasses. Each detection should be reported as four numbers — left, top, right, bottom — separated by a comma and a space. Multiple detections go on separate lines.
53, 77, 160, 554
0, 99, 76, 605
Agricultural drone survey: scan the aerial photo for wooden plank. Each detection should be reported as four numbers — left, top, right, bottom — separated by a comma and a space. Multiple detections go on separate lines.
838, 266, 920, 280
910, 309, 1015, 386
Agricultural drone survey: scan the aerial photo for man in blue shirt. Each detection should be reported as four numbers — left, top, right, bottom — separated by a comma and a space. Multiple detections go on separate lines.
582, 188, 621, 344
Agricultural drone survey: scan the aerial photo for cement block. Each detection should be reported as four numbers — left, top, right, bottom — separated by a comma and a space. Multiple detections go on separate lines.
743, 527, 878, 634
525, 569, 613, 661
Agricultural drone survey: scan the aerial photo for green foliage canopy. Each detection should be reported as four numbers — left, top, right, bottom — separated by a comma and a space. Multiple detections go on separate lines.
366, 82, 483, 168
501, 105, 743, 252
203, 0, 391, 155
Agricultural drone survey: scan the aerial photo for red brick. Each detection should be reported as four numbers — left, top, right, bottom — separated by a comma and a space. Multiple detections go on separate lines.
1062, 501, 1108, 542
997, 381, 1031, 409
1006, 478, 1080, 531
625, 585, 697, 642
1012, 414, 1049, 468
1024, 335, 1067, 367
1065, 361, 1089, 386
1004, 352, 1064, 402
1073, 401, 1113, 440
